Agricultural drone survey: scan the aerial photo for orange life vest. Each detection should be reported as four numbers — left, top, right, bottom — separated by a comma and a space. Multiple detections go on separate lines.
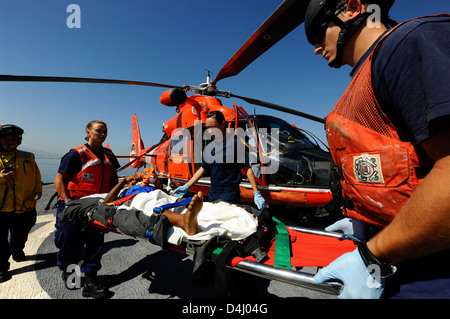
326, 21, 432, 228
140, 167, 163, 189
67, 145, 116, 199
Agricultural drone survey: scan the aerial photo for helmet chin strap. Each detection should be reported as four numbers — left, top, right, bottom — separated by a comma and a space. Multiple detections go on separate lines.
328, 12, 372, 68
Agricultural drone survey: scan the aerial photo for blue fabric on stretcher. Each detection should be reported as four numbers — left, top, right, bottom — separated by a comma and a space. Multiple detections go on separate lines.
120, 185, 156, 198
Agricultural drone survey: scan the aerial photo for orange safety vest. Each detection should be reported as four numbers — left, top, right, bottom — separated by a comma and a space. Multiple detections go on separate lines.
67, 145, 117, 199
326, 19, 434, 228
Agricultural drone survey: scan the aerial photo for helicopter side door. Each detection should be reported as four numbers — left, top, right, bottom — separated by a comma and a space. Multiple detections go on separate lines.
168, 128, 192, 183
233, 104, 266, 187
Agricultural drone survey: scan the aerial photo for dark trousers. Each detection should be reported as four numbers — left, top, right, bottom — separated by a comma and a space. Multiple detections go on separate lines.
0, 209, 37, 271
54, 201, 104, 274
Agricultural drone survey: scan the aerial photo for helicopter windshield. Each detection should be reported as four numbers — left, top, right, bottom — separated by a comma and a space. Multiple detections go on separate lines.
252, 116, 316, 149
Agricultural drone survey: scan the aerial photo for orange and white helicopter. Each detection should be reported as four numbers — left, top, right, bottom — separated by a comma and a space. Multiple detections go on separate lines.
0, 0, 335, 217
125, 85, 333, 211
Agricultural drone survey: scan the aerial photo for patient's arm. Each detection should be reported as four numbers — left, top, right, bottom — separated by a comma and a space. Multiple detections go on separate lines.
104, 175, 142, 203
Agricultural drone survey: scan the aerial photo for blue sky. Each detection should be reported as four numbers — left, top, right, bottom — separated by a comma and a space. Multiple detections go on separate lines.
1, 1, 448, 163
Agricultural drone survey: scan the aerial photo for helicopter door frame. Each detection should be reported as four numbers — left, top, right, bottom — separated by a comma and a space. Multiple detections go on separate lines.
233, 103, 266, 188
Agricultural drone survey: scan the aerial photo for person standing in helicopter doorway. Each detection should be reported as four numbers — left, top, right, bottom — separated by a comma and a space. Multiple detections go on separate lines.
0, 124, 42, 283
174, 111, 266, 211
304, 0, 450, 298
54, 120, 120, 298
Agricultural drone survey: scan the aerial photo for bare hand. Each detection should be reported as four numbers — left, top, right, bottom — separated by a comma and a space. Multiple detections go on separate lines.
1, 169, 15, 182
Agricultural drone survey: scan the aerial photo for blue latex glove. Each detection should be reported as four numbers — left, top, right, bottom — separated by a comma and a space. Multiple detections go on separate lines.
253, 191, 265, 211
325, 218, 371, 242
173, 184, 190, 198
314, 248, 385, 299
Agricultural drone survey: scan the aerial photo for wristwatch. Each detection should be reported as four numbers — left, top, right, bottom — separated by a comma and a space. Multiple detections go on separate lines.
358, 242, 397, 278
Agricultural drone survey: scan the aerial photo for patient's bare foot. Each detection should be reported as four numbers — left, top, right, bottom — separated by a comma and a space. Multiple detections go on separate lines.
183, 191, 203, 235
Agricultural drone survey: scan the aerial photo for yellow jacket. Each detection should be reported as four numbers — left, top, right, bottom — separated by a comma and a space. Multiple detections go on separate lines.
0, 150, 42, 213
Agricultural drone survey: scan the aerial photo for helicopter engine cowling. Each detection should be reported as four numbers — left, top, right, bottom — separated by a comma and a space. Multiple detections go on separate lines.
161, 98, 204, 137
160, 88, 187, 106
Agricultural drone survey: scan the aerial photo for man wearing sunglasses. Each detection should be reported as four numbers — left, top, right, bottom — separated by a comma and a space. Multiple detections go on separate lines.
304, 0, 450, 298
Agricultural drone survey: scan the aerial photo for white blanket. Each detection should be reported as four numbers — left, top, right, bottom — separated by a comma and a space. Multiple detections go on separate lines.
117, 190, 258, 241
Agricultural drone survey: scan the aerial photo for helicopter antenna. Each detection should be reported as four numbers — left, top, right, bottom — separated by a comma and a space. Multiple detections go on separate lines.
204, 69, 213, 85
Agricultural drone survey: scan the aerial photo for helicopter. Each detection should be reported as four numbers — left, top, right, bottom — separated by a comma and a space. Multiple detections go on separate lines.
126, 82, 333, 210
0, 0, 335, 216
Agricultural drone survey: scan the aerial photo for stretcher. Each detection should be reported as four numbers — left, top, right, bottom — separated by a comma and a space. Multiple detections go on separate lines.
171, 223, 357, 296
61, 190, 358, 296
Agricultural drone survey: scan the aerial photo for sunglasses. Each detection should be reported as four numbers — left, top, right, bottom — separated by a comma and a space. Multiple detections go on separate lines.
314, 18, 332, 45
313, 5, 348, 45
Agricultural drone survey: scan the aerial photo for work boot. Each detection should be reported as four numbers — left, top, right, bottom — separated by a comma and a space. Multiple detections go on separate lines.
0, 271, 12, 283
82, 273, 109, 299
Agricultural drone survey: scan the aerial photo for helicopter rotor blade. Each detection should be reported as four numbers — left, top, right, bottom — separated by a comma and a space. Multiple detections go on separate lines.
230, 92, 325, 124
0, 74, 180, 90
212, 0, 309, 85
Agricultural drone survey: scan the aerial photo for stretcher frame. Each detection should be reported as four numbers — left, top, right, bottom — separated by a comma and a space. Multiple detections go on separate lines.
170, 225, 358, 296
234, 226, 354, 295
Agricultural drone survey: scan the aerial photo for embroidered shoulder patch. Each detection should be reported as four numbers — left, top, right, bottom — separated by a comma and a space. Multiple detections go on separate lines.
353, 154, 385, 184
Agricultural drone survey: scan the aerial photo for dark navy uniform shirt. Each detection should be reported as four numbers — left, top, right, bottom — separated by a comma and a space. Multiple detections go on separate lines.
201, 136, 249, 189
351, 15, 450, 145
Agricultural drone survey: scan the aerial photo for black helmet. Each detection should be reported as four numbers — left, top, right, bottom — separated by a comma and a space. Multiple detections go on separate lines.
305, 0, 396, 67
0, 124, 24, 146
305, 0, 340, 46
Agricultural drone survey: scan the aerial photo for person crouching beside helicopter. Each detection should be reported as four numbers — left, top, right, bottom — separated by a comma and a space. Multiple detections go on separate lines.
0, 124, 42, 283
54, 120, 120, 298
173, 111, 266, 211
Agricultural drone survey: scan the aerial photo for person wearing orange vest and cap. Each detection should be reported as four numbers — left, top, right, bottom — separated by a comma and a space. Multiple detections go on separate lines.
54, 120, 120, 298
304, 0, 450, 298
0, 124, 42, 283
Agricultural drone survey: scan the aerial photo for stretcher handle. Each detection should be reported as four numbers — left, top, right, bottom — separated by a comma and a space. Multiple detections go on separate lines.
287, 225, 362, 243
233, 260, 343, 295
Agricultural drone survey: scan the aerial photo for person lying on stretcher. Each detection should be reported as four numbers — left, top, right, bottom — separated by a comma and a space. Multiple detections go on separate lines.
57, 174, 203, 245
57, 173, 258, 249
109, 174, 203, 236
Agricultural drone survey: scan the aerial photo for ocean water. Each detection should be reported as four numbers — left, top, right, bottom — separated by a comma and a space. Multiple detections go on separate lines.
34, 158, 60, 184
35, 157, 137, 184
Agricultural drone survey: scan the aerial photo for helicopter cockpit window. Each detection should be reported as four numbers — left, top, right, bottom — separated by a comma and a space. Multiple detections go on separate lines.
256, 117, 316, 149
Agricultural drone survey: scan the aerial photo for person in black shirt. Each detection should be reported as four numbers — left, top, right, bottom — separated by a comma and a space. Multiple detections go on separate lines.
174, 111, 266, 211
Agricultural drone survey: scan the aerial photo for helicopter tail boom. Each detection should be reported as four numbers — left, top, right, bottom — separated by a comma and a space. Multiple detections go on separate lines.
129, 114, 146, 168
